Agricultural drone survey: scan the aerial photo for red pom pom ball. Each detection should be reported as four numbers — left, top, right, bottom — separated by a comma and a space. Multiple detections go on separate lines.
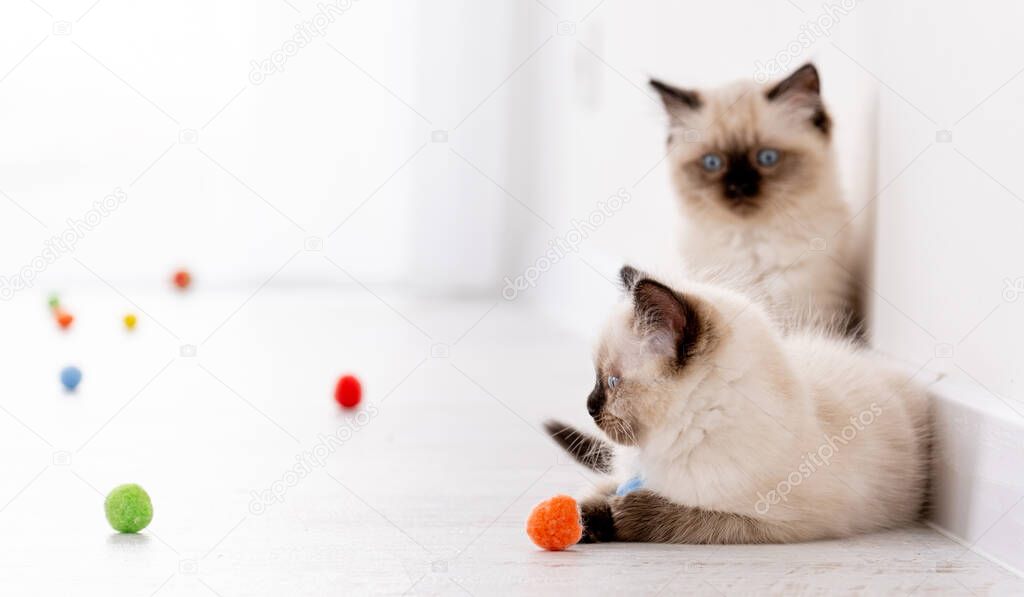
334, 374, 362, 408
172, 269, 191, 290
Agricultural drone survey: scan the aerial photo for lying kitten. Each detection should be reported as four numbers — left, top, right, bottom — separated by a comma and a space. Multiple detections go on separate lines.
546, 266, 929, 543
650, 63, 854, 330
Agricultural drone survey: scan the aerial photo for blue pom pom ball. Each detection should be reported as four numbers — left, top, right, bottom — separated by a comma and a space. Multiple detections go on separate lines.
60, 366, 82, 391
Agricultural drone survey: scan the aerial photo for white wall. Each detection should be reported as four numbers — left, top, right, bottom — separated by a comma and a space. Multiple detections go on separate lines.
869, 1, 1024, 403
0, 0, 424, 290
0, 0, 529, 295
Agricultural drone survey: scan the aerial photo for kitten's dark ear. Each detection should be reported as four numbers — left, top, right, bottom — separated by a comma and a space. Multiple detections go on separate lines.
766, 63, 820, 99
619, 265, 641, 291
649, 78, 701, 112
765, 63, 830, 135
632, 279, 702, 365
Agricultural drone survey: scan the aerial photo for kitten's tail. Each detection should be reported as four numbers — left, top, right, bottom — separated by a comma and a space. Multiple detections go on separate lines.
543, 420, 614, 474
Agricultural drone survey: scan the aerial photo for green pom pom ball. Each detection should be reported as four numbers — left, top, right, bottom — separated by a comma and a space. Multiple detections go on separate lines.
105, 483, 153, 533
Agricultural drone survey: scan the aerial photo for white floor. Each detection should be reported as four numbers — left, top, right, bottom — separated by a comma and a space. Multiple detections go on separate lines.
1, 288, 1021, 596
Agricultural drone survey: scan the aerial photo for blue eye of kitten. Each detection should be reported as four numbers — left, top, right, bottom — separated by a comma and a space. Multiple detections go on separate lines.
607, 375, 620, 389
700, 153, 723, 171
756, 148, 780, 166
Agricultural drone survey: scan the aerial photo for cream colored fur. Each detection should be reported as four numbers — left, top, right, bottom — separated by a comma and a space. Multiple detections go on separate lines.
658, 70, 853, 329
595, 276, 930, 541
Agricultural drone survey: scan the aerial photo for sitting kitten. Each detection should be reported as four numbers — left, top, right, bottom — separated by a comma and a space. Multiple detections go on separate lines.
650, 64, 854, 330
546, 266, 929, 543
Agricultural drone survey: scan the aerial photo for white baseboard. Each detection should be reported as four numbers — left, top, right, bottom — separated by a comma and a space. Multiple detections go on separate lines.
928, 376, 1024, 577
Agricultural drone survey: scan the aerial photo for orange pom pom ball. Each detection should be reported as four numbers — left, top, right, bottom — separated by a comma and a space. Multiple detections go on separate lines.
56, 309, 74, 330
525, 494, 582, 551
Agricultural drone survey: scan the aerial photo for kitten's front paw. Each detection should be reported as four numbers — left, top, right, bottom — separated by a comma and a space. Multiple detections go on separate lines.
580, 499, 616, 543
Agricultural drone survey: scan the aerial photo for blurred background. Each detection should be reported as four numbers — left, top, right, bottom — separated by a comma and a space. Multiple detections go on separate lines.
3, 0, 1023, 391
2, 0, 1024, 590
